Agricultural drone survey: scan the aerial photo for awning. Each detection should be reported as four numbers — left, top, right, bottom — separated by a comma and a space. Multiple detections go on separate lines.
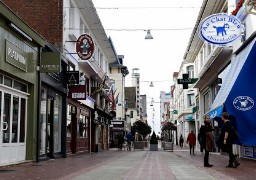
208, 38, 256, 146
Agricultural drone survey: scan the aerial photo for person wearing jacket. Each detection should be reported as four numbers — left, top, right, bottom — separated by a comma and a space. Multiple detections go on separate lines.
200, 115, 215, 167
219, 112, 240, 168
187, 130, 196, 155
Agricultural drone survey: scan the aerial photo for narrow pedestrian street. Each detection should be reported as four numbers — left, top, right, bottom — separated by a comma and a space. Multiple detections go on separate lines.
1, 145, 255, 180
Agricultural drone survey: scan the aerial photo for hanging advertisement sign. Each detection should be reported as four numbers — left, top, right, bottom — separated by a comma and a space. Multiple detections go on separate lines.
198, 13, 241, 45
68, 85, 87, 100
76, 34, 94, 60
65, 71, 79, 84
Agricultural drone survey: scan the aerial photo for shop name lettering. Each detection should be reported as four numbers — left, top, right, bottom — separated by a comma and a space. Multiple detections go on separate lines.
202, 16, 241, 31
8, 47, 26, 65
72, 93, 85, 99
179, 79, 192, 83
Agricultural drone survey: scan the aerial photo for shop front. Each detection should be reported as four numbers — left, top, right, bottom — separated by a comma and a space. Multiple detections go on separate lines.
0, 2, 45, 165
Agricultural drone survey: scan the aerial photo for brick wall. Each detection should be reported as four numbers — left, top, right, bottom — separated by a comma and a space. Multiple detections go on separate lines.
2, 0, 63, 48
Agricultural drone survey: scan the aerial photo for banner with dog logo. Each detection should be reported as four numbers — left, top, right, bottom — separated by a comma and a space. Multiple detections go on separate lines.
198, 13, 241, 45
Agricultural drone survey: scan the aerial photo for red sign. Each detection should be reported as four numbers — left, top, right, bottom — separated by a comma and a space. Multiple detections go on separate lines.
68, 85, 87, 100
76, 34, 94, 60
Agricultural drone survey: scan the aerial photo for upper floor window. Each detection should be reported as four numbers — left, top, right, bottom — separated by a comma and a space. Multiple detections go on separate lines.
69, 4, 75, 28
187, 65, 194, 78
200, 50, 204, 68
187, 93, 195, 107
204, 91, 211, 113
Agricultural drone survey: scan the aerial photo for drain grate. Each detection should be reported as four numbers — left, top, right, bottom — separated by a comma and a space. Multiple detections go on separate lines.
0, 169, 15, 173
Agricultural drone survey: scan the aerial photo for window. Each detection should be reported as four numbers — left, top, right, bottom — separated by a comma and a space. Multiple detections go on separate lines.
187, 94, 195, 107
204, 91, 211, 113
69, 3, 75, 28
200, 50, 204, 68
79, 114, 86, 137
187, 65, 194, 78
67, 105, 72, 137
130, 111, 133, 118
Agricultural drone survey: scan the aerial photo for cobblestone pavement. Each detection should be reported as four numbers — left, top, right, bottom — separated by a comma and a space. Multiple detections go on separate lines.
0, 144, 255, 180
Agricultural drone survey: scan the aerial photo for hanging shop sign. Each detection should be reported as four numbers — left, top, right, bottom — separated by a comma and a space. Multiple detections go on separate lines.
68, 85, 87, 100
40, 52, 61, 72
65, 71, 80, 84
76, 34, 94, 60
198, 13, 241, 45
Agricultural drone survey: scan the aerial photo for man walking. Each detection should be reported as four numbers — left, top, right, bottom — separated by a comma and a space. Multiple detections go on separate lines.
187, 130, 196, 155
126, 132, 133, 151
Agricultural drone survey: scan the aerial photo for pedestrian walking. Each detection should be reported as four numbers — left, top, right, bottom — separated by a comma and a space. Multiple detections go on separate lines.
200, 115, 215, 167
179, 134, 184, 148
117, 133, 124, 151
216, 112, 240, 168
187, 130, 196, 155
126, 132, 133, 151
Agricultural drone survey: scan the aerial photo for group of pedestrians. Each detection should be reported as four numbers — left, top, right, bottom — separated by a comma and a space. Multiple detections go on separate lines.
179, 112, 240, 168
117, 132, 133, 151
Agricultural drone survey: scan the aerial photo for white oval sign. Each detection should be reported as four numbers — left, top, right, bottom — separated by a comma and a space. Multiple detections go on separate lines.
198, 13, 241, 45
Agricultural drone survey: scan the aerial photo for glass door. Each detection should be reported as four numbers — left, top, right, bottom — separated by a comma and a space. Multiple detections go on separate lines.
47, 97, 54, 158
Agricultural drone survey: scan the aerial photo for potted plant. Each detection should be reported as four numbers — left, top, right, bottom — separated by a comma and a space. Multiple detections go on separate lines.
150, 131, 158, 151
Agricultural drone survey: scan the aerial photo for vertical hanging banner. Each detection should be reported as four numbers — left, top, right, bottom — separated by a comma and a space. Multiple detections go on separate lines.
76, 34, 94, 60
198, 13, 242, 46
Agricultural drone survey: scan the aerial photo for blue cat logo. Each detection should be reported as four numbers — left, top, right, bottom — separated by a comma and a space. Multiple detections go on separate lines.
233, 96, 254, 111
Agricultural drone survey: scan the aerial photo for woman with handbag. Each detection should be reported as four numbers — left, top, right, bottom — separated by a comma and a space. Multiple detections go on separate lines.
200, 115, 215, 167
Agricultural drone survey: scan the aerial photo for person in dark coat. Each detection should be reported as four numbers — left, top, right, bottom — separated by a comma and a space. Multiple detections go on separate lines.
187, 130, 196, 155
117, 134, 124, 151
179, 134, 184, 148
218, 112, 240, 168
200, 115, 215, 167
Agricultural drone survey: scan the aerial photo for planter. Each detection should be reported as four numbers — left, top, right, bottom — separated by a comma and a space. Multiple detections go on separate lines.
134, 141, 145, 150
150, 144, 158, 151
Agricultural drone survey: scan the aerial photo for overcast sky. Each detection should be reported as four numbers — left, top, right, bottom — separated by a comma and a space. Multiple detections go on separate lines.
92, 0, 203, 133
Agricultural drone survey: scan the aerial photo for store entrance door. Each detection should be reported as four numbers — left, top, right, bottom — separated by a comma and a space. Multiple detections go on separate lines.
0, 88, 27, 164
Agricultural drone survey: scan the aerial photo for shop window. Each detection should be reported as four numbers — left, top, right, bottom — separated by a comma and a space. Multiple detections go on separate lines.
39, 87, 47, 155
12, 96, 19, 143
19, 98, 26, 142
13, 80, 27, 92
79, 114, 86, 137
67, 105, 72, 137
4, 76, 12, 87
130, 111, 133, 118
54, 94, 62, 153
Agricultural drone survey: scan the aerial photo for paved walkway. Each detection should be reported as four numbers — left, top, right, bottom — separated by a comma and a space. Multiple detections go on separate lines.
0, 144, 256, 180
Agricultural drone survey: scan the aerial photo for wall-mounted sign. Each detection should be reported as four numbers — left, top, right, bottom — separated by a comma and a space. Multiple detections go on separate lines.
76, 34, 94, 60
65, 71, 79, 84
198, 13, 241, 45
68, 85, 87, 100
6, 40, 27, 72
40, 52, 61, 72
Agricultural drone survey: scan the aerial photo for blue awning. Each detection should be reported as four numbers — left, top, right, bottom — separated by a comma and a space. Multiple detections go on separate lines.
208, 38, 256, 146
